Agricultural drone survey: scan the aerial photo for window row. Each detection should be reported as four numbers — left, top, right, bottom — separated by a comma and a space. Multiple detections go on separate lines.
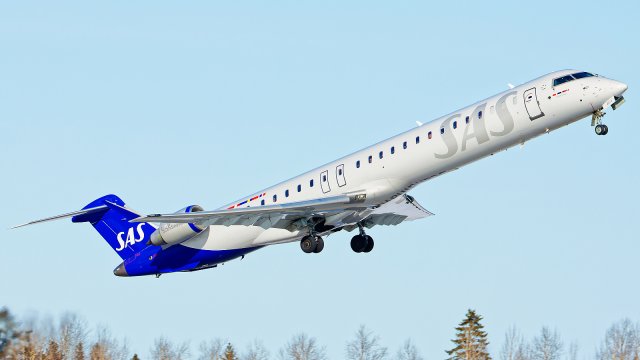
354, 112, 484, 168
267, 179, 317, 204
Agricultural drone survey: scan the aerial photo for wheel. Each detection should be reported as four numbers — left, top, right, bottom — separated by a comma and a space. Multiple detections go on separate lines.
313, 236, 324, 253
595, 124, 604, 135
363, 235, 374, 253
350, 235, 367, 253
300, 236, 317, 253
602, 125, 609, 135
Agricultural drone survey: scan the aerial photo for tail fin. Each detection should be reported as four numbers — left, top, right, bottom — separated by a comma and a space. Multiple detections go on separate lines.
71, 195, 155, 260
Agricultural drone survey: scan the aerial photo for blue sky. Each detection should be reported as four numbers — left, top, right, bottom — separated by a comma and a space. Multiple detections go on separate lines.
1, 1, 639, 358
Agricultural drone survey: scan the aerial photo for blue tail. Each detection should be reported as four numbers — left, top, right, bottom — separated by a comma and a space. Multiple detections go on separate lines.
71, 194, 155, 260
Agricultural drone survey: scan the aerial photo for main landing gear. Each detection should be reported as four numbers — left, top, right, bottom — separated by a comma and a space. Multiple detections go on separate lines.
350, 224, 374, 253
592, 110, 609, 136
300, 234, 324, 254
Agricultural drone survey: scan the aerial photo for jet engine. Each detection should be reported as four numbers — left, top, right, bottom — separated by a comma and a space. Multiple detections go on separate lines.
149, 205, 205, 246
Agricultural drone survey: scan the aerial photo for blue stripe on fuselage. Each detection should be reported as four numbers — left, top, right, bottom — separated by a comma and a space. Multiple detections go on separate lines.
122, 244, 262, 276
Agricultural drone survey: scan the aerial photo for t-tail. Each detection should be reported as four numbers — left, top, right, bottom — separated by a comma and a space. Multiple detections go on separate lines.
12, 194, 155, 260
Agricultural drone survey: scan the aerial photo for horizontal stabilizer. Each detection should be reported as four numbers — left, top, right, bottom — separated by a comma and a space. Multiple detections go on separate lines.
11, 205, 108, 229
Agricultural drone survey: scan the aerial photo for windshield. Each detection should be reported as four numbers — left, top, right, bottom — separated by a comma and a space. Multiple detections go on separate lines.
553, 72, 595, 86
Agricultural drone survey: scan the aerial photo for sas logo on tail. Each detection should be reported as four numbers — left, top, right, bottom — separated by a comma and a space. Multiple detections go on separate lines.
115, 223, 145, 252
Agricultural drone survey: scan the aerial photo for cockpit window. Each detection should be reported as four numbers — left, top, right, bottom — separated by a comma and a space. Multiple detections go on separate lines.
553, 75, 575, 87
571, 72, 594, 79
553, 72, 595, 87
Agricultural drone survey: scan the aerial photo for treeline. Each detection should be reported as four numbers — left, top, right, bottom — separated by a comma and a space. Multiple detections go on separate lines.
1, 307, 639, 360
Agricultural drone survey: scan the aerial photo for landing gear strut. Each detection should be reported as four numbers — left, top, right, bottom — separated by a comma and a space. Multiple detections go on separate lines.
592, 110, 609, 136
350, 224, 374, 253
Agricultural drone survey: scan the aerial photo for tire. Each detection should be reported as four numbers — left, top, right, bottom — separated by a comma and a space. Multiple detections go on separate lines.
313, 236, 324, 253
350, 235, 367, 253
602, 125, 609, 135
595, 124, 603, 135
363, 235, 374, 253
300, 236, 316, 253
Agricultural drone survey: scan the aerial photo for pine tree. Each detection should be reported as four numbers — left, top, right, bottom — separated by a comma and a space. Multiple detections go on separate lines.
74, 341, 85, 360
446, 309, 492, 360
45, 340, 63, 360
224, 342, 238, 360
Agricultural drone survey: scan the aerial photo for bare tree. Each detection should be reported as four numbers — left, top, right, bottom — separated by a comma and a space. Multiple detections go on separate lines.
396, 339, 422, 360
57, 313, 88, 360
566, 341, 578, 360
500, 326, 529, 360
243, 339, 270, 360
88, 326, 130, 360
596, 319, 639, 360
346, 325, 387, 360
279, 333, 327, 360
150, 336, 190, 360
531, 327, 562, 360
199, 338, 225, 360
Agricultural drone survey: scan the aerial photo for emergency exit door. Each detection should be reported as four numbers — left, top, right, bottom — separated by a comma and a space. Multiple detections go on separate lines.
523, 87, 545, 120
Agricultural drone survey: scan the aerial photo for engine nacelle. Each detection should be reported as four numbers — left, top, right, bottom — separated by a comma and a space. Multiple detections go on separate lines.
149, 205, 205, 246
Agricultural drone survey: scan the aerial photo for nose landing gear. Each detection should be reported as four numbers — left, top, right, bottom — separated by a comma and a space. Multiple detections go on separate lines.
595, 124, 608, 135
592, 110, 609, 136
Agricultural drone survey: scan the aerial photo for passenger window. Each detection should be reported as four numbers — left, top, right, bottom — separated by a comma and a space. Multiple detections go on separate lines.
379, 151, 383, 159
356, 160, 360, 168
465, 116, 470, 124
297, 184, 301, 192
368, 155, 373, 163
453, 121, 457, 129
273, 195, 277, 203
310, 179, 314, 187
478, 111, 483, 119
415, 136, 420, 144
403, 141, 407, 149
391, 146, 395, 154
428, 131, 432, 139
285, 189, 289, 197
261, 199, 265, 205
440, 128, 445, 134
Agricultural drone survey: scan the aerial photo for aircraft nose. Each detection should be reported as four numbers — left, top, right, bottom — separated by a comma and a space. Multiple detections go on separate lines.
113, 263, 128, 277
612, 80, 628, 96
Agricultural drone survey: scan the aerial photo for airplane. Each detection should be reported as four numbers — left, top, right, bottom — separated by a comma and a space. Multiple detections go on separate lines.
13, 69, 628, 277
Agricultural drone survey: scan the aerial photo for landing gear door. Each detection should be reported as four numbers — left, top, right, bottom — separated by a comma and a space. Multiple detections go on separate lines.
320, 170, 331, 194
524, 87, 545, 120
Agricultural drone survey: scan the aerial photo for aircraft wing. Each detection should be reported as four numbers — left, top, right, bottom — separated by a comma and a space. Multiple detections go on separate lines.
133, 192, 433, 232
362, 194, 434, 228
132, 194, 369, 229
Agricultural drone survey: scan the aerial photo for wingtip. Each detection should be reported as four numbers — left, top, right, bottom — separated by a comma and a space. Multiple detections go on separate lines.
10, 223, 30, 230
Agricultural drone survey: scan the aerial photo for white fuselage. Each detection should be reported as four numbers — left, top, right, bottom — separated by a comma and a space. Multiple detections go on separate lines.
181, 70, 627, 251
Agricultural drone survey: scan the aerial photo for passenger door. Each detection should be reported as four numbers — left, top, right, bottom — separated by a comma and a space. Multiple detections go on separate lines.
523, 87, 545, 120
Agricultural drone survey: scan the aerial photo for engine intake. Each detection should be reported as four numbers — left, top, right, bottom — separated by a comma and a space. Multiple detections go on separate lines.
149, 205, 205, 246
